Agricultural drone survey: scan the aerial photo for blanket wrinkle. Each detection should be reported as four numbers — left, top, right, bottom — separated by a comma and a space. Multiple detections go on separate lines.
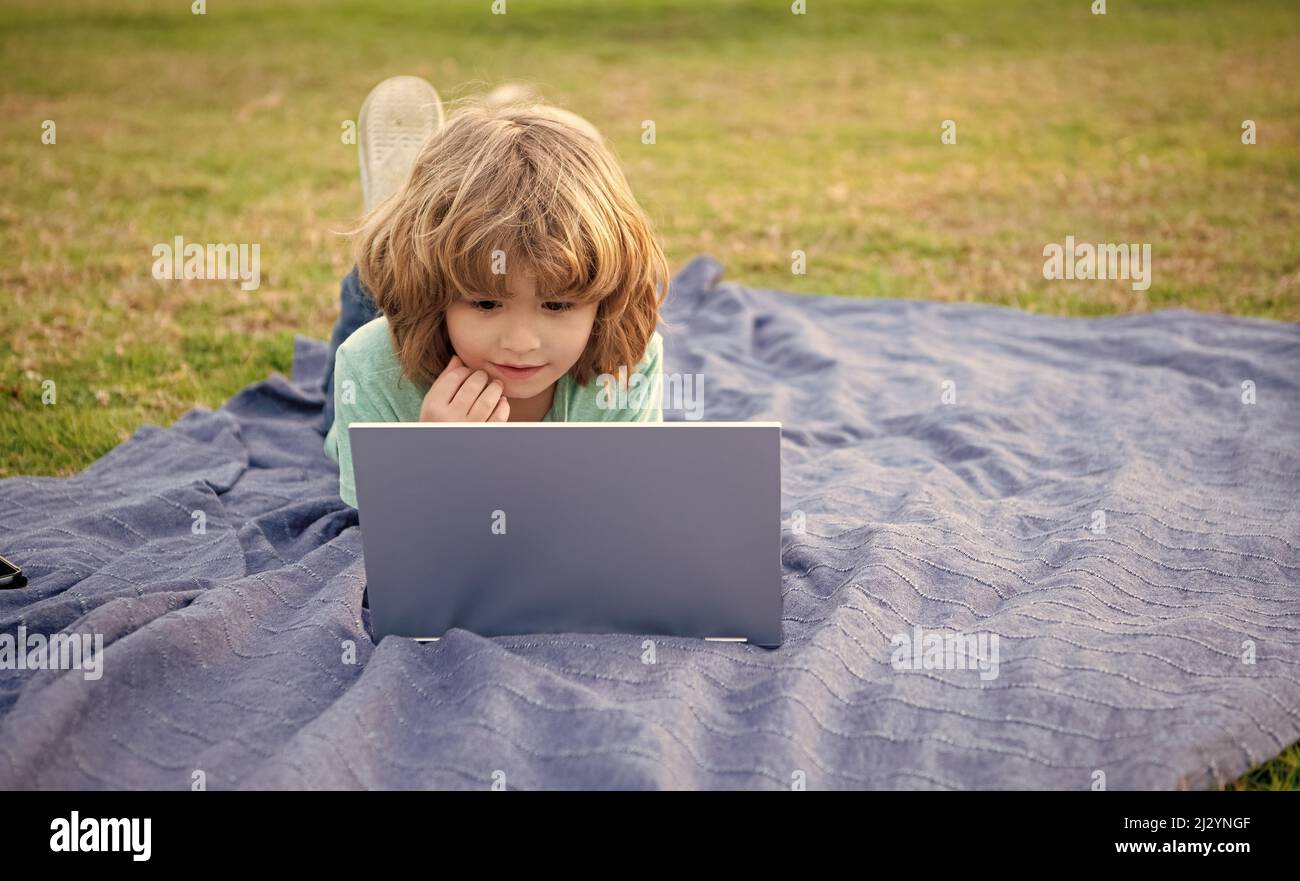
0, 253, 1297, 789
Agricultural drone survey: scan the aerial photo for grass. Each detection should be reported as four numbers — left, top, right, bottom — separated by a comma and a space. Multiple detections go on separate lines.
1, 0, 1298, 788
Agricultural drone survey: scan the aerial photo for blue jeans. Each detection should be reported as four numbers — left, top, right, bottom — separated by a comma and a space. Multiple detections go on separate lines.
319, 265, 381, 435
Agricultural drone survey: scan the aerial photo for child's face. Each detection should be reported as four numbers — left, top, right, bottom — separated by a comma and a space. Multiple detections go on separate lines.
444, 265, 599, 399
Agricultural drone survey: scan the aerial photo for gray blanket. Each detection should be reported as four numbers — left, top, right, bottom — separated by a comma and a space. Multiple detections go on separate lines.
2, 255, 1297, 790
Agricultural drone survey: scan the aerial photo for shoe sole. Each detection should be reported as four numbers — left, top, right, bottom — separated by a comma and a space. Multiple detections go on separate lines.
358, 76, 445, 213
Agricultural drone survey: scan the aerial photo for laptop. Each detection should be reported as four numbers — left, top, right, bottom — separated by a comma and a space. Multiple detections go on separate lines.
349, 422, 783, 647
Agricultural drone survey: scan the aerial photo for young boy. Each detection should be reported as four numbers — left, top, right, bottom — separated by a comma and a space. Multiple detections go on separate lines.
321, 77, 669, 509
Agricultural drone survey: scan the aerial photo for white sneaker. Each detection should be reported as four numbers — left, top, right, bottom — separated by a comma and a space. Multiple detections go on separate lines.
357, 76, 445, 213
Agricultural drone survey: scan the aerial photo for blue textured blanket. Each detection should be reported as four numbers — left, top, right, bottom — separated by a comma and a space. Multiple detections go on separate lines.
2, 255, 1297, 789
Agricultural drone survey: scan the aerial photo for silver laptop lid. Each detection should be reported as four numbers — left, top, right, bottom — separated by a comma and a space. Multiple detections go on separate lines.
350, 422, 783, 647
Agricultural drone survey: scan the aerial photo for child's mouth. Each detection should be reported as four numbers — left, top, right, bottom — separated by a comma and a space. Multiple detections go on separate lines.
491, 362, 545, 380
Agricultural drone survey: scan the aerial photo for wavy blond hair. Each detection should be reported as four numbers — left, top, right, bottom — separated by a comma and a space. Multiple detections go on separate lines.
350, 99, 671, 388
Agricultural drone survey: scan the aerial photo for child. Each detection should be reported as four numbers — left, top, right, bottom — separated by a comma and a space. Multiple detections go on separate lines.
322, 79, 672, 509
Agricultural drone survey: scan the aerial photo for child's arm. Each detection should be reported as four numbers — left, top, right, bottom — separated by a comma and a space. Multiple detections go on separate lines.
327, 345, 399, 508
587, 330, 663, 423
627, 331, 664, 422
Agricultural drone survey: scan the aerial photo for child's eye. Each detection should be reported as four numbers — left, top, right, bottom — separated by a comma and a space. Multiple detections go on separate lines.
470, 300, 500, 312
543, 301, 573, 312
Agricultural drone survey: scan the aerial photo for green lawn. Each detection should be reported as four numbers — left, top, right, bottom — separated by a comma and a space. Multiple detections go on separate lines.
1, 0, 1297, 788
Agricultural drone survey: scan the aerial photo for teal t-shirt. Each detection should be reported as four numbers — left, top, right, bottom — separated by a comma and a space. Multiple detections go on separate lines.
324, 315, 664, 508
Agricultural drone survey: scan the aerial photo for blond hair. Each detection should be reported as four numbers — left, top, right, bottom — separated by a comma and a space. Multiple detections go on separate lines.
351, 100, 671, 387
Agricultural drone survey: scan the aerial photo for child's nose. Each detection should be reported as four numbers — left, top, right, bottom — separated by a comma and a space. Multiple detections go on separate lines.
499, 318, 543, 352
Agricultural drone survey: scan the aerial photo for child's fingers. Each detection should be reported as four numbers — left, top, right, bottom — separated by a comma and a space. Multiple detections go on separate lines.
489, 396, 510, 422
426, 354, 473, 406
449, 369, 492, 413
467, 379, 504, 421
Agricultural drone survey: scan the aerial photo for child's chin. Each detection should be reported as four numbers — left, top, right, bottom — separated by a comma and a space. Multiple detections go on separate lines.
504, 373, 546, 392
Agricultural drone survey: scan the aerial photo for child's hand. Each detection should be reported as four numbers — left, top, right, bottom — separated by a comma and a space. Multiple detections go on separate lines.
420, 354, 510, 423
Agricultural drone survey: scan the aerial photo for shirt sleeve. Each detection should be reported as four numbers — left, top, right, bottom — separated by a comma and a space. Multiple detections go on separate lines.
580, 331, 664, 423
628, 332, 664, 422
329, 345, 398, 508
